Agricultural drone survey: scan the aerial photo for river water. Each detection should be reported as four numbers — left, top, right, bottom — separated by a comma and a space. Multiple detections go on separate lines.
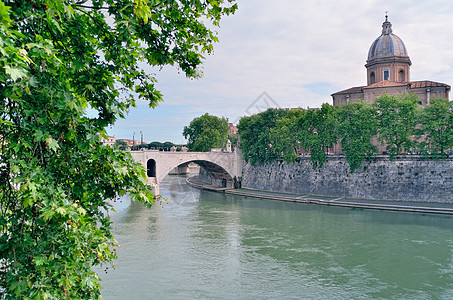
100, 174, 453, 299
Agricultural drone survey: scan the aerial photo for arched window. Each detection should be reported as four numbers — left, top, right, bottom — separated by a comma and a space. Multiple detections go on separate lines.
147, 159, 156, 177
399, 69, 405, 82
370, 72, 375, 84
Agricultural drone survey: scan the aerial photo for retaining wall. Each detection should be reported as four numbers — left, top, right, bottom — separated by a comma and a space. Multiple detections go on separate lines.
241, 156, 453, 203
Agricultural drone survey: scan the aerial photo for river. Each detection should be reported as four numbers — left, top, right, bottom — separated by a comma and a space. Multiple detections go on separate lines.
99, 173, 453, 299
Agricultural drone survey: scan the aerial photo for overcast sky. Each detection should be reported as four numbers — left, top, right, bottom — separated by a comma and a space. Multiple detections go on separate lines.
107, 0, 453, 144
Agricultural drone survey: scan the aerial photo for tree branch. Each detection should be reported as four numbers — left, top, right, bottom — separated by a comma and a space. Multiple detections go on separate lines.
74, 7, 111, 38
75, 4, 109, 10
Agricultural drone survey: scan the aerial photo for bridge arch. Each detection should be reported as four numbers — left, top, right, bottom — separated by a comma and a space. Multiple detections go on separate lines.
159, 159, 234, 186
147, 159, 156, 177
130, 150, 243, 195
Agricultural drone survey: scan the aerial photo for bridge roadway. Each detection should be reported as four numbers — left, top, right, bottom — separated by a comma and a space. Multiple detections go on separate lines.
130, 150, 243, 195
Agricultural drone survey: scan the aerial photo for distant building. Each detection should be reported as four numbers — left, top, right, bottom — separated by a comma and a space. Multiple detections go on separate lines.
228, 123, 238, 135
101, 135, 115, 147
290, 106, 319, 111
331, 16, 450, 106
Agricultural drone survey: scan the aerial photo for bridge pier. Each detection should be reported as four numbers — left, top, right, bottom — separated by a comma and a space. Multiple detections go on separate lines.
147, 177, 159, 195
168, 164, 190, 175
151, 184, 159, 195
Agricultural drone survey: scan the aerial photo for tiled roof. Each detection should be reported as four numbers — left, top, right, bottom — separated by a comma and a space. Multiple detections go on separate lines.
331, 86, 365, 95
409, 80, 451, 89
363, 80, 407, 89
332, 80, 451, 96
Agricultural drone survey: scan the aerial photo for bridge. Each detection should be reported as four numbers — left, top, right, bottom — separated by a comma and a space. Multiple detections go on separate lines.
130, 150, 244, 195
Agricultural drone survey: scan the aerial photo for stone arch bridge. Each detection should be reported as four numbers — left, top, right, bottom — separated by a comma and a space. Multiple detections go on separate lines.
130, 150, 244, 195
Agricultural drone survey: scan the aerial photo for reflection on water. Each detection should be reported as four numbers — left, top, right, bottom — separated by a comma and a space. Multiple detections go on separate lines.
100, 174, 453, 299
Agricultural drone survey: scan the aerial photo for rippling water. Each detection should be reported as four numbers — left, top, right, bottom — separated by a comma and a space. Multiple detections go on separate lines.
99, 174, 453, 299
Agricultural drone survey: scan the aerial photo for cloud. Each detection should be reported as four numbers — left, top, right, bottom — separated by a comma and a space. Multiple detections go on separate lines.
108, 0, 453, 142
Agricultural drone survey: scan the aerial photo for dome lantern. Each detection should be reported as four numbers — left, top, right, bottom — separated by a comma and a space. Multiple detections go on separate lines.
381, 13, 392, 35
365, 16, 411, 85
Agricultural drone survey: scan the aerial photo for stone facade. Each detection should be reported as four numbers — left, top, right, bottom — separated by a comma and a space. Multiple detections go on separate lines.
242, 157, 453, 203
333, 81, 450, 106
366, 60, 410, 85
100, 135, 115, 147
228, 123, 238, 135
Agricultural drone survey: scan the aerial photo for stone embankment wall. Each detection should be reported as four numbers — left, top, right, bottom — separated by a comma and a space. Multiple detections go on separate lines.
198, 167, 215, 184
242, 156, 453, 203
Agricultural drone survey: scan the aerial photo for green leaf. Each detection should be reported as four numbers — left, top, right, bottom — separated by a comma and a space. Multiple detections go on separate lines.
45, 137, 59, 151
0, 1, 12, 28
0, 118, 12, 126
41, 209, 56, 221
55, 206, 67, 216
77, 207, 86, 215
23, 196, 34, 208
10, 164, 20, 173
4, 65, 27, 81
33, 257, 46, 266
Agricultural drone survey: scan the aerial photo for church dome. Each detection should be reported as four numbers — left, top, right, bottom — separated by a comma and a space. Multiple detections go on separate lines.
367, 17, 409, 62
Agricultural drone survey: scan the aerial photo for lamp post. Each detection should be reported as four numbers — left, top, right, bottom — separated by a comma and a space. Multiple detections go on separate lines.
140, 131, 143, 149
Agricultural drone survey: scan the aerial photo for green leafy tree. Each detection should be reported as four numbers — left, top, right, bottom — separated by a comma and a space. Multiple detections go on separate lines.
148, 141, 163, 150
271, 104, 337, 168
162, 141, 175, 151
183, 113, 229, 152
298, 104, 337, 168
0, 0, 236, 298
417, 98, 453, 156
271, 109, 305, 163
237, 114, 260, 163
115, 139, 129, 150
374, 93, 419, 158
147, 141, 176, 150
229, 133, 238, 148
238, 108, 288, 165
336, 101, 378, 172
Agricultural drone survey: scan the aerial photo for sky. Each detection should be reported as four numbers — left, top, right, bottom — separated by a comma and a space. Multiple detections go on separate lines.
107, 0, 453, 144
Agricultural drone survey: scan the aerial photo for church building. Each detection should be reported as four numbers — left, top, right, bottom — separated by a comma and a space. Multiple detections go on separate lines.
331, 16, 450, 106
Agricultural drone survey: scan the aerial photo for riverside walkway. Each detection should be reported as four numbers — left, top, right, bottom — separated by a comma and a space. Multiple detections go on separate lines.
186, 176, 453, 215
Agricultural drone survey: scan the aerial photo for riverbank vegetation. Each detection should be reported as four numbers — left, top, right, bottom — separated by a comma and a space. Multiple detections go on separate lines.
238, 95, 453, 172
0, 0, 236, 298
